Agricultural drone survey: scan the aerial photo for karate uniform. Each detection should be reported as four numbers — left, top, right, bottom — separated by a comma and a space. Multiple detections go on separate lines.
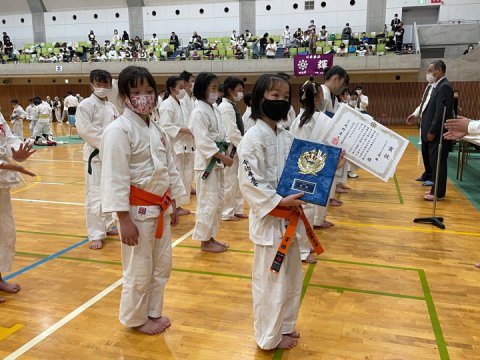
0, 114, 23, 273
156, 95, 194, 207
32, 101, 53, 139
180, 94, 196, 175
242, 106, 256, 133
75, 94, 118, 242
25, 104, 36, 136
237, 120, 303, 350
100, 108, 185, 327
217, 98, 244, 219
290, 109, 335, 259
189, 100, 227, 241
11, 105, 26, 139
278, 106, 296, 130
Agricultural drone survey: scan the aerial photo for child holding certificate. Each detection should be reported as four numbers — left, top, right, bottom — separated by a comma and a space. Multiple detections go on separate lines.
237, 74, 305, 350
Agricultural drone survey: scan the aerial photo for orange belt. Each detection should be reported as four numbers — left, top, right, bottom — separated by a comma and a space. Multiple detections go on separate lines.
269, 206, 324, 273
129, 185, 172, 239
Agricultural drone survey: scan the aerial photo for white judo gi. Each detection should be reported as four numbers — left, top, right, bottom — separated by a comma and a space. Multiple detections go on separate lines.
25, 104, 36, 137
278, 106, 296, 130
157, 95, 194, 207
0, 115, 23, 273
32, 102, 52, 139
189, 100, 227, 241
242, 106, 256, 133
75, 94, 119, 242
290, 109, 335, 259
180, 94, 196, 174
217, 98, 244, 219
11, 105, 26, 140
237, 120, 303, 350
100, 108, 186, 327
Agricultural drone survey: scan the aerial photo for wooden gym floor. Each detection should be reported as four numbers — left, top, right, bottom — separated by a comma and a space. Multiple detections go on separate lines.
0, 124, 479, 360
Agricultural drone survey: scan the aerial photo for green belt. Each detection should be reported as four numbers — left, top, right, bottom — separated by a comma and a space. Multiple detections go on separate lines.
201, 141, 228, 180
87, 148, 100, 175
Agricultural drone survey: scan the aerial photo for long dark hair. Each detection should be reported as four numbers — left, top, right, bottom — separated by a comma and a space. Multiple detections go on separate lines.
164, 76, 183, 100
299, 80, 321, 127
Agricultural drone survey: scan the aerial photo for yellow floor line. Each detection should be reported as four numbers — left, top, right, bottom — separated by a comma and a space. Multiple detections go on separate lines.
335, 221, 480, 237
10, 176, 41, 195
0, 324, 24, 341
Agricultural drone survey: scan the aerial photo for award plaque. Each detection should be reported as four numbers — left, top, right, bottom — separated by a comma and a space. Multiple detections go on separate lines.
277, 138, 341, 206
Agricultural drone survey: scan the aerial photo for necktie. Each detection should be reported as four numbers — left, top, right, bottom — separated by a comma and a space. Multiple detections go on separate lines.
419, 84, 432, 115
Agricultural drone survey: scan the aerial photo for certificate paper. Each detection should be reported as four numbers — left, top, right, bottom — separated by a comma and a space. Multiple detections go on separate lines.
320, 104, 409, 182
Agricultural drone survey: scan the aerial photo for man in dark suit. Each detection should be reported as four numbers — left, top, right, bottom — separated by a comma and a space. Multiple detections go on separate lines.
169, 32, 180, 50
420, 60, 454, 201
391, 14, 401, 31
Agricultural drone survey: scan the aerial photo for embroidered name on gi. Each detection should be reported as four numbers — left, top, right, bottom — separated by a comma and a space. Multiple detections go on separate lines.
243, 159, 258, 187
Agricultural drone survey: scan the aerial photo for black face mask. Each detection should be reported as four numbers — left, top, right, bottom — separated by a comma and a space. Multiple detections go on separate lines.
262, 99, 290, 121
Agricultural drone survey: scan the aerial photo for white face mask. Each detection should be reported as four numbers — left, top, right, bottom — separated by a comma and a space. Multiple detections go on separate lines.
356, 89, 362, 95
348, 100, 357, 107
177, 89, 186, 100
207, 92, 219, 104
93, 87, 110, 98
233, 91, 244, 102
426, 73, 436, 83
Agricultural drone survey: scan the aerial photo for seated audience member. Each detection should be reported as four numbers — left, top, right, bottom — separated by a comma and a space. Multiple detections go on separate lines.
342, 23, 352, 41
112, 29, 121, 43
88, 30, 95, 43
259, 33, 269, 56
150, 33, 159, 46
169, 32, 180, 50
122, 30, 129, 42
356, 44, 367, 56
265, 38, 277, 59
394, 22, 404, 51
190, 31, 203, 50
234, 46, 244, 59
367, 45, 376, 56
360, 32, 369, 43
203, 50, 214, 60
308, 19, 316, 33
319, 25, 328, 42
385, 36, 396, 51
463, 44, 474, 55
191, 50, 200, 60
283, 47, 291, 58
244, 29, 253, 42
337, 43, 348, 57
237, 34, 246, 48
230, 30, 238, 46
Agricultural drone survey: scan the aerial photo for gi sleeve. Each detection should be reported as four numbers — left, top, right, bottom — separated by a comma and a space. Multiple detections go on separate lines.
237, 136, 282, 219
189, 110, 220, 160
100, 124, 131, 213
220, 105, 242, 147
468, 120, 480, 135
164, 134, 187, 201
75, 102, 103, 149
158, 103, 181, 142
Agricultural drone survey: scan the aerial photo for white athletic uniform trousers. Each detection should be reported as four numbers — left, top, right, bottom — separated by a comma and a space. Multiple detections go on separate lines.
237, 120, 303, 350
189, 100, 227, 241
218, 98, 244, 219
32, 102, 52, 138
76, 94, 119, 241
0, 116, 23, 273
101, 108, 185, 327
180, 94, 196, 178
157, 95, 194, 207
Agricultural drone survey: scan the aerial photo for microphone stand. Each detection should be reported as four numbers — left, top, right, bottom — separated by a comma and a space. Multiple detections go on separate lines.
413, 104, 446, 230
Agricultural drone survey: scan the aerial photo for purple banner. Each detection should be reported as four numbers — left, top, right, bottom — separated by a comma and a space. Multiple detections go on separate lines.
293, 53, 334, 77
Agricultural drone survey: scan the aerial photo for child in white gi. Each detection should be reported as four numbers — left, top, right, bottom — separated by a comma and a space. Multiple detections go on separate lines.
0, 112, 36, 303
25, 98, 36, 137
10, 99, 26, 140
179, 70, 196, 194
156, 76, 194, 216
217, 76, 247, 221
76, 69, 119, 250
189, 72, 233, 253
237, 74, 306, 350
100, 66, 186, 334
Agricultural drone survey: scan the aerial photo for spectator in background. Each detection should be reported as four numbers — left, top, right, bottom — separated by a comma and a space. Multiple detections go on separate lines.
391, 14, 401, 32
122, 30, 129, 42
355, 85, 369, 113
266, 38, 277, 59
169, 32, 180, 50
453, 90, 462, 116
319, 25, 328, 42
259, 33, 268, 57
88, 30, 95, 43
190, 31, 203, 50
337, 42, 348, 57
244, 30, 253, 42
237, 34, 246, 48
150, 33, 159, 46
360, 32, 369, 43
230, 30, 238, 46
308, 30, 318, 54
367, 45, 376, 56
385, 36, 396, 51
282, 26, 291, 47
112, 29, 121, 43
394, 22, 405, 52
463, 44, 474, 55
308, 20, 316, 33
341, 23, 352, 41
356, 44, 367, 56
294, 28, 303, 40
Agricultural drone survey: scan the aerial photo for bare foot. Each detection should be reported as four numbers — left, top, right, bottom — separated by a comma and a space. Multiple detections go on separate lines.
201, 240, 227, 253
303, 253, 317, 264
284, 331, 300, 338
177, 207, 191, 216
277, 335, 298, 349
474, 262, 480, 268
313, 220, 334, 229
89, 240, 104, 250
0, 297, 4, 303
149, 316, 171, 332
335, 187, 349, 194
106, 227, 119, 236
329, 198, 343, 207
133, 319, 167, 335
337, 183, 351, 190
234, 213, 249, 219
0, 280, 21, 293
222, 215, 239, 221
191, 188, 196, 195
211, 237, 229, 248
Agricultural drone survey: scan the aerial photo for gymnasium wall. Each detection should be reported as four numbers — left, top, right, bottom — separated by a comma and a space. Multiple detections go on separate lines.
2, 81, 479, 126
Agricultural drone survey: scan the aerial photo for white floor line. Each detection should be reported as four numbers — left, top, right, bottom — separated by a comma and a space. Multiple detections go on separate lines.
4, 228, 194, 360
11, 198, 84, 206
33, 181, 65, 185
27, 159, 83, 164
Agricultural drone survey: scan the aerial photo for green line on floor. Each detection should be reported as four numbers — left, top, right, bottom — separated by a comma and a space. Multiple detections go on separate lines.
393, 173, 404, 204
309, 283, 424, 301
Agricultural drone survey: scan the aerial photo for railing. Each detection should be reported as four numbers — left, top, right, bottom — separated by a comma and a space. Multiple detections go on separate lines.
413, 22, 421, 55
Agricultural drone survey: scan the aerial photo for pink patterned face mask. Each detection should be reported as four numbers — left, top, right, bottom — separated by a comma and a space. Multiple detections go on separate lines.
125, 95, 156, 115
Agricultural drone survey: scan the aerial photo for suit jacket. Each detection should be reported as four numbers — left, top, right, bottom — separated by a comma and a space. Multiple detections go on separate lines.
421, 77, 454, 142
